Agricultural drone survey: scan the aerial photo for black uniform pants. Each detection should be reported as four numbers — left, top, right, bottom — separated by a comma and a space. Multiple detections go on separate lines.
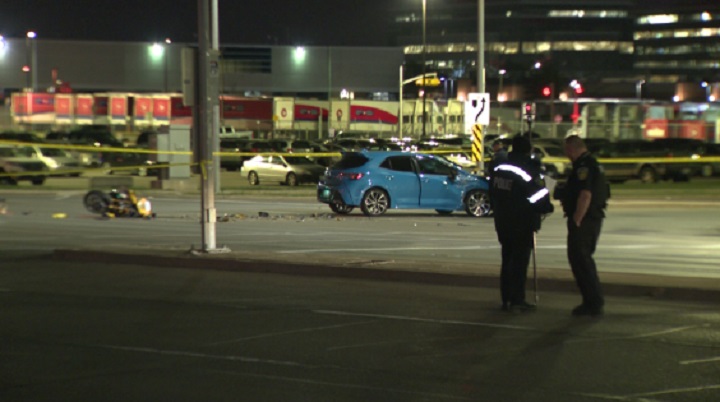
497, 230, 533, 305
567, 217, 604, 308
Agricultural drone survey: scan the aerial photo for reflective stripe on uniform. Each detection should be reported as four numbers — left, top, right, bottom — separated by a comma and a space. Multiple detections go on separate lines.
494, 164, 532, 182
528, 188, 549, 204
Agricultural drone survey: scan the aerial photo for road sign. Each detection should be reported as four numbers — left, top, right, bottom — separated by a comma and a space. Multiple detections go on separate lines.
415, 77, 441, 87
464, 93, 490, 134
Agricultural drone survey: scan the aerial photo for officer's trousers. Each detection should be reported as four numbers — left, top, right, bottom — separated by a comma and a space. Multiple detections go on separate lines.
497, 230, 533, 305
567, 217, 604, 308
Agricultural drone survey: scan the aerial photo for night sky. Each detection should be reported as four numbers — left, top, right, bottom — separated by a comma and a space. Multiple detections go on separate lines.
0, 0, 394, 46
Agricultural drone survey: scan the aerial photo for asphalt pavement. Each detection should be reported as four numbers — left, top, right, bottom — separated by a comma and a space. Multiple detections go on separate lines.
4, 174, 720, 305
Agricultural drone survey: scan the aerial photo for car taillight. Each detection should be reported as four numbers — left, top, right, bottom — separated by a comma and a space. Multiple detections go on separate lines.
339, 172, 363, 180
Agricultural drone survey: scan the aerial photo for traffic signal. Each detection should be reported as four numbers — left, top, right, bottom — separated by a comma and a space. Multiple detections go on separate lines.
522, 102, 536, 121
570, 80, 583, 95
542, 86, 552, 97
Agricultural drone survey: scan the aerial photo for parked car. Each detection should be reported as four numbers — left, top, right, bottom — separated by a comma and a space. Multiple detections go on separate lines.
268, 139, 315, 154
530, 141, 570, 179
29, 145, 83, 176
699, 143, 720, 177
135, 129, 157, 148
0, 144, 49, 185
241, 154, 326, 186
307, 141, 341, 167
44, 128, 117, 168
317, 151, 491, 217
651, 138, 707, 179
331, 138, 375, 151
219, 138, 250, 171
100, 151, 157, 176
0, 131, 44, 143
591, 140, 667, 184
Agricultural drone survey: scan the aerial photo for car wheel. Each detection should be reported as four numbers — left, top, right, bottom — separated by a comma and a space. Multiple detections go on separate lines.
435, 209, 453, 215
700, 164, 713, 178
31, 176, 46, 186
248, 171, 259, 185
638, 166, 657, 183
330, 201, 354, 214
1, 176, 18, 186
464, 189, 492, 217
286, 172, 298, 186
83, 190, 111, 214
360, 188, 389, 216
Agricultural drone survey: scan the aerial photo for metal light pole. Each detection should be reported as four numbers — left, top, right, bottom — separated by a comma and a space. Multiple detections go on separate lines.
636, 80, 645, 100
421, 0, 427, 139
477, 0, 485, 93
195, 0, 228, 254
399, 64, 404, 137
26, 31, 37, 91
164, 38, 171, 92
475, 0, 485, 175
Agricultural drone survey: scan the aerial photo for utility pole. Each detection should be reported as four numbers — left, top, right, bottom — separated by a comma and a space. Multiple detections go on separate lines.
422, 0, 427, 139
195, 0, 228, 254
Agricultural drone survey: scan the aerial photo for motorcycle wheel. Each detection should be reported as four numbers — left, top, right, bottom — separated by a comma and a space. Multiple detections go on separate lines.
83, 190, 111, 214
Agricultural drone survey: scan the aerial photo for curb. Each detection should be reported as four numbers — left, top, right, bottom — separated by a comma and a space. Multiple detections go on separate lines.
53, 249, 720, 304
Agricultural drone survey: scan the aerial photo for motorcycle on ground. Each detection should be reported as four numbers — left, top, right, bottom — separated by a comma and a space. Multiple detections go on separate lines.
83, 188, 155, 218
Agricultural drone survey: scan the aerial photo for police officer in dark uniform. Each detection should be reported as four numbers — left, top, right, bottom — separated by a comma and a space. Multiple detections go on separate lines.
490, 135, 554, 312
559, 135, 609, 317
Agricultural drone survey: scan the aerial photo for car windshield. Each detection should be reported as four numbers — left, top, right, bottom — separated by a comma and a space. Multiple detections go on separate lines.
0, 146, 34, 157
542, 146, 565, 157
284, 156, 315, 165
39, 148, 70, 157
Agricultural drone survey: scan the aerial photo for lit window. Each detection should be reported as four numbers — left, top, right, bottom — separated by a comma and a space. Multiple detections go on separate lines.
638, 14, 679, 24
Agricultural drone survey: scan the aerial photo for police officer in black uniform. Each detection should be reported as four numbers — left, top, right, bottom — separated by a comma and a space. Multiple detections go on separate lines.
490, 135, 554, 312
559, 135, 609, 317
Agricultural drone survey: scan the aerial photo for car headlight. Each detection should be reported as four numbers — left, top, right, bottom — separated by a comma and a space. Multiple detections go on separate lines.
45, 160, 60, 169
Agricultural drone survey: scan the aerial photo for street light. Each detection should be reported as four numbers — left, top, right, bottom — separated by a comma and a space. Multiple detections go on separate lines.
702, 81, 711, 101
636, 80, 645, 100
498, 69, 506, 102
26, 31, 37, 91
399, 69, 439, 137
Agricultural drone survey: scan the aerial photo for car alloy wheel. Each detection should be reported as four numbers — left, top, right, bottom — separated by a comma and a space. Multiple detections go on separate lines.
248, 171, 259, 185
701, 164, 713, 178
360, 188, 389, 216
464, 189, 491, 217
330, 201, 354, 214
286, 172, 298, 186
639, 166, 657, 183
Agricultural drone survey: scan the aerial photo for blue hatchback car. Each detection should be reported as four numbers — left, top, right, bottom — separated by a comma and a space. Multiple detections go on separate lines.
317, 151, 492, 217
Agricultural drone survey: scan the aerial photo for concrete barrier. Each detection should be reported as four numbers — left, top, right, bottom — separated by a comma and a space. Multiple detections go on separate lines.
89, 176, 134, 190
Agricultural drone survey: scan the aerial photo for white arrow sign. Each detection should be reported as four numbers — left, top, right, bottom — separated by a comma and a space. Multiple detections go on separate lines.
464, 93, 490, 134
